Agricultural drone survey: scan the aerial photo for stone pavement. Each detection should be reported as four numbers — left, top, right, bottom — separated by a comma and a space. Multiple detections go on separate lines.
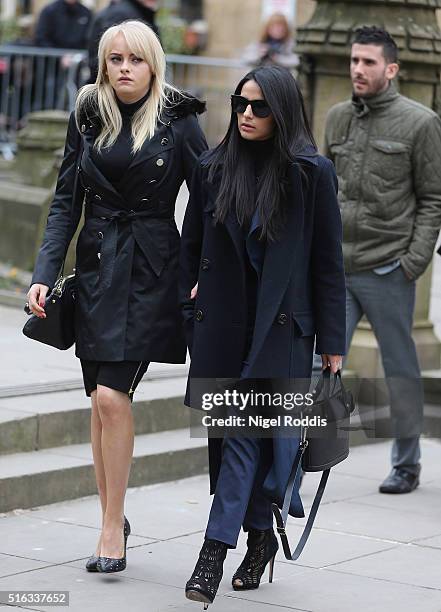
0, 438, 440, 612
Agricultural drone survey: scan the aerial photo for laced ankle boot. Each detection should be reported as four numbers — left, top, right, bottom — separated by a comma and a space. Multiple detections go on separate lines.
232, 528, 279, 590
185, 539, 228, 608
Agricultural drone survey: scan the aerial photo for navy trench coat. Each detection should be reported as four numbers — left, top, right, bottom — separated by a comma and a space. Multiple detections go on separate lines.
179, 150, 346, 517
32, 94, 208, 362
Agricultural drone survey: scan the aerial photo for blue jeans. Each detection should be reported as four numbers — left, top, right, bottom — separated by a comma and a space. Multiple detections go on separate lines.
345, 268, 423, 469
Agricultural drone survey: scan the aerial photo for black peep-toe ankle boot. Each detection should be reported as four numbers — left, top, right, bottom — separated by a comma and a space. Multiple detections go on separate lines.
232, 528, 279, 590
185, 539, 228, 609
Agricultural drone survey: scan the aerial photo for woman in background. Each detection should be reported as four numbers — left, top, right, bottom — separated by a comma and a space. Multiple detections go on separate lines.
242, 13, 299, 70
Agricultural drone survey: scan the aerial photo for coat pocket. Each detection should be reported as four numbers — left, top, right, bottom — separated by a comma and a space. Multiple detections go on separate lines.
290, 311, 315, 377
292, 311, 315, 337
369, 139, 410, 184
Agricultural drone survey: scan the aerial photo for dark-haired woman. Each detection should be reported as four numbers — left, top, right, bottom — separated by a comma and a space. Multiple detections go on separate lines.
180, 65, 346, 608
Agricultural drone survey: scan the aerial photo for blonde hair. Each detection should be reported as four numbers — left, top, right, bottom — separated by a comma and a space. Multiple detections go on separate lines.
76, 20, 177, 153
260, 13, 291, 44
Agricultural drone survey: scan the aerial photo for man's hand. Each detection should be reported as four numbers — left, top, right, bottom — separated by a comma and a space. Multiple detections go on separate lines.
321, 354, 343, 374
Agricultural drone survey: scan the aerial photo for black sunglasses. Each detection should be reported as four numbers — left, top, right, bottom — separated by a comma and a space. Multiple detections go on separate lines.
230, 94, 272, 118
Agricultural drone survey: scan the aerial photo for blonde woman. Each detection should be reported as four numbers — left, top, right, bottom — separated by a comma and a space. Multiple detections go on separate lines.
27, 20, 207, 573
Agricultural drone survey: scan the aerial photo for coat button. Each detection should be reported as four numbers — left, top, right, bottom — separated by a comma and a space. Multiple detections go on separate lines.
156, 158, 164, 167
81, 124, 86, 133
195, 309, 204, 322
201, 258, 210, 271
277, 313, 288, 325
141, 197, 150, 202
94, 194, 102, 201
98, 231, 103, 239
161, 137, 169, 145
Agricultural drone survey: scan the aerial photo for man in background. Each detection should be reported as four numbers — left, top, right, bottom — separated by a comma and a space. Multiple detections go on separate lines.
88, 0, 160, 81
324, 26, 441, 494
35, 0, 92, 49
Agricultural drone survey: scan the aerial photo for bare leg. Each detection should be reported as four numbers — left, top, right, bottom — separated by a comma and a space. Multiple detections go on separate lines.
90, 390, 107, 556
96, 385, 134, 558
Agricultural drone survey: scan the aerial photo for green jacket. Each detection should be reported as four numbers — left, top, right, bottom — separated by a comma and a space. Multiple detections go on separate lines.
324, 82, 441, 280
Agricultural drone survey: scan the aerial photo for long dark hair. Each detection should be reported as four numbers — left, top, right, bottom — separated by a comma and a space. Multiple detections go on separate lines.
207, 65, 316, 241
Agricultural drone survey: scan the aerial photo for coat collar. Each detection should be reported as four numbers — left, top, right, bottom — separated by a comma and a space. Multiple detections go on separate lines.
352, 81, 399, 118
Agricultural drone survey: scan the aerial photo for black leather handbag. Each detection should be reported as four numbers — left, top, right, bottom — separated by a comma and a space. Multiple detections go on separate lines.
272, 368, 355, 560
22, 134, 83, 351
23, 272, 76, 350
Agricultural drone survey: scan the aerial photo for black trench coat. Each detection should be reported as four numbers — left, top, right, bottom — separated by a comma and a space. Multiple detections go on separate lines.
32, 94, 208, 362
179, 150, 346, 515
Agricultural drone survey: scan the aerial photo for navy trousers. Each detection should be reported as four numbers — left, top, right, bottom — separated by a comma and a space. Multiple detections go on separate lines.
205, 435, 274, 548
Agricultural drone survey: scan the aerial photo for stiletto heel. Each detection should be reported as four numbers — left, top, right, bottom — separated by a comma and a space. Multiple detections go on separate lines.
96, 516, 130, 573
268, 554, 276, 583
185, 539, 228, 607
232, 528, 278, 590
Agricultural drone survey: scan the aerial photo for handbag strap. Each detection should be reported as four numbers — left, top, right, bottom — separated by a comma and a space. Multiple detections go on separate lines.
271, 434, 330, 561
59, 132, 84, 279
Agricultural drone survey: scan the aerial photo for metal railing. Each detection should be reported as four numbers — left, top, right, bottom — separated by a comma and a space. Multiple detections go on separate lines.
0, 44, 250, 157
0, 45, 88, 158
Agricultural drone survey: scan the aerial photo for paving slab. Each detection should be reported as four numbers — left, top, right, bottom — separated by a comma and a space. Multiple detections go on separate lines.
0, 553, 50, 578
23, 476, 213, 542
0, 563, 197, 612
230, 566, 441, 612
299, 471, 383, 509
329, 543, 441, 590
347, 485, 441, 519
0, 515, 154, 564
291, 498, 441, 543
412, 534, 441, 550
332, 438, 441, 483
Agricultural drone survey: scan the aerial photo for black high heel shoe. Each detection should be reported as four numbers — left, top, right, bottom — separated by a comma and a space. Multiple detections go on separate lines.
85, 553, 99, 572
232, 528, 279, 590
96, 517, 131, 573
185, 539, 228, 609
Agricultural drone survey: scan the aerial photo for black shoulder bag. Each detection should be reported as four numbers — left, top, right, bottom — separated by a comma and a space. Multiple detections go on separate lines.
22, 135, 84, 350
272, 368, 355, 560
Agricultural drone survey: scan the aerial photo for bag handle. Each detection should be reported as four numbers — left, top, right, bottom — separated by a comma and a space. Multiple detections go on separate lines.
271, 368, 338, 561
271, 426, 330, 561
313, 367, 341, 399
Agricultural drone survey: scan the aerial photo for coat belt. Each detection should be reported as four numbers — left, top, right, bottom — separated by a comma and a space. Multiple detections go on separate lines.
89, 202, 172, 295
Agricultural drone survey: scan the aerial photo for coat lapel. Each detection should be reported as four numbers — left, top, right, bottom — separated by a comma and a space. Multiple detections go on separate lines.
121, 121, 174, 175
245, 163, 305, 374
80, 126, 125, 204
203, 183, 246, 277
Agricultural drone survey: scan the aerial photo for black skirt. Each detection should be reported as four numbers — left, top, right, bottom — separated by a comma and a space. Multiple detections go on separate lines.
80, 359, 149, 398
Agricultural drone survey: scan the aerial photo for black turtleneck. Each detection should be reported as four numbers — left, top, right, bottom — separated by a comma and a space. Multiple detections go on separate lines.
241, 136, 274, 362
91, 90, 150, 189
243, 136, 274, 183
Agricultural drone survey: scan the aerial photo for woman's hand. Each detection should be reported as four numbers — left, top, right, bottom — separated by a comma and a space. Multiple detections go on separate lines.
190, 282, 198, 300
321, 354, 343, 374
27, 283, 49, 318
